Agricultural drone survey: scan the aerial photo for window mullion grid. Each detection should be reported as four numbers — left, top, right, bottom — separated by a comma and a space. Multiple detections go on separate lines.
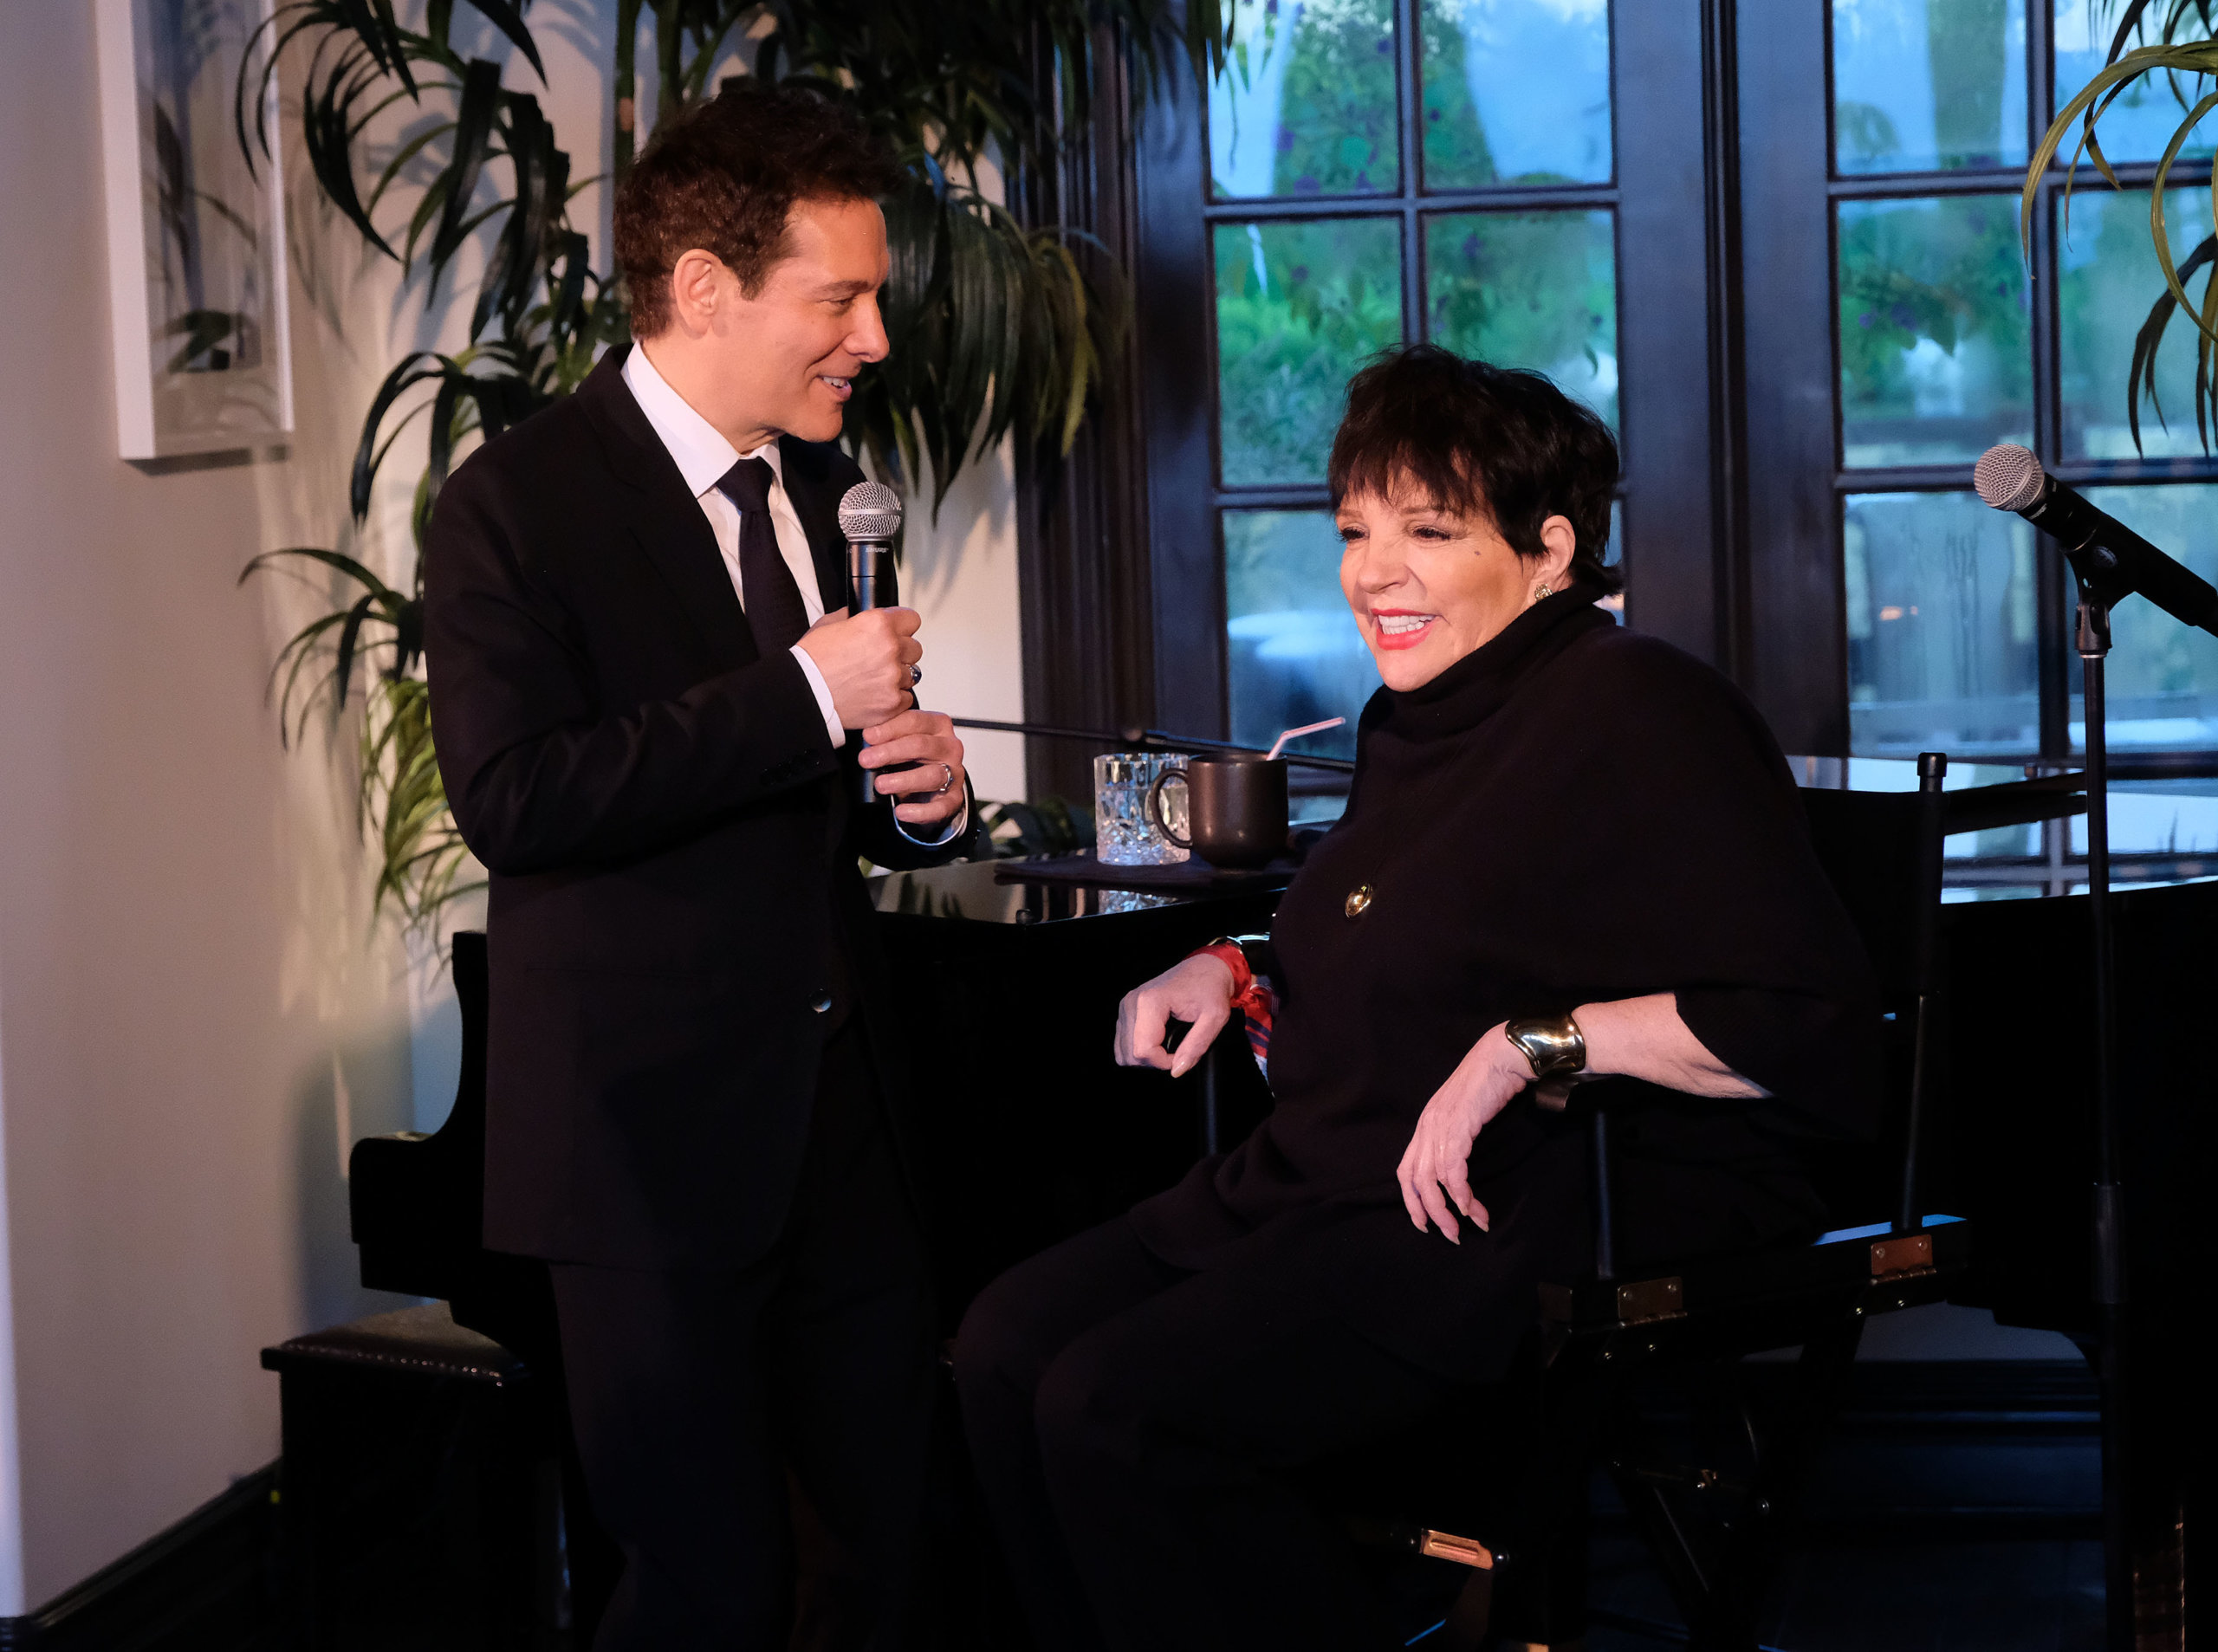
2028, 0, 2057, 174
1828, 165, 2212, 205
2032, 172, 2071, 760
1201, 184, 1622, 222
1219, 485, 1334, 509
1207, 0, 1639, 748
1398, 0, 1425, 350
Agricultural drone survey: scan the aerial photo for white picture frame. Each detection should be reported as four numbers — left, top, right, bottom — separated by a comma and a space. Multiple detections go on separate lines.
94, 0, 293, 461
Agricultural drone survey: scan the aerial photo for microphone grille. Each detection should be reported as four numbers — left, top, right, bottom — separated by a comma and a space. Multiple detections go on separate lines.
1974, 444, 2046, 513
837, 480, 903, 541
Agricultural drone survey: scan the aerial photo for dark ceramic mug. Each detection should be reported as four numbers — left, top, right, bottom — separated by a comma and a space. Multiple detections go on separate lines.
1147, 754, 1289, 871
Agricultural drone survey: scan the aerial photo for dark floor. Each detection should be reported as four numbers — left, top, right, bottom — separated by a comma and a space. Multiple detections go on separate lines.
240, 1342, 2106, 1651
1577, 1359, 2104, 1652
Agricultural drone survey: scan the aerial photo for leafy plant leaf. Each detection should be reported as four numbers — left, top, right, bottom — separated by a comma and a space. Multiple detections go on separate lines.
428, 57, 503, 273
242, 0, 1220, 930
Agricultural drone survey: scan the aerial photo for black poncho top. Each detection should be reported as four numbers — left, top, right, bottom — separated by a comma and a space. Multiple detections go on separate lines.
1130, 586, 1880, 1372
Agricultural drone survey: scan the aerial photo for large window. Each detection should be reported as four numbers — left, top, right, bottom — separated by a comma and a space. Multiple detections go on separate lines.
1130, 0, 1718, 765
1114, 0, 2218, 822
1822, 0, 2218, 765
1202, 0, 1624, 760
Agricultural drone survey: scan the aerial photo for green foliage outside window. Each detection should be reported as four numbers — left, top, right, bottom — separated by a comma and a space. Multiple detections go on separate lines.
1427, 211, 1618, 428
1418, 10, 1500, 185
1417, 0, 1607, 189
1248, 0, 1400, 196
1837, 196, 2031, 444
1215, 219, 1403, 485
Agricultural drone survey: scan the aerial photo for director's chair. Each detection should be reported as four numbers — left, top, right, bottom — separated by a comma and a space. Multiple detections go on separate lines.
1362, 754, 2086, 1651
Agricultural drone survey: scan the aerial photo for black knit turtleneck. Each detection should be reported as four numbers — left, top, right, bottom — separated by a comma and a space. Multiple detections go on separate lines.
1128, 586, 1881, 1371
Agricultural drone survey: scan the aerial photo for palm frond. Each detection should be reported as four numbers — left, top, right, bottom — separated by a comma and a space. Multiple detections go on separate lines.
361, 677, 483, 928
244, 0, 1214, 930
239, 546, 415, 742
2029, 12, 2218, 450
2125, 233, 2218, 450
427, 57, 503, 273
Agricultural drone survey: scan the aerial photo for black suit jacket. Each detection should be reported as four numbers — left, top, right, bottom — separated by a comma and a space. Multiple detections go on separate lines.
424, 345, 971, 1269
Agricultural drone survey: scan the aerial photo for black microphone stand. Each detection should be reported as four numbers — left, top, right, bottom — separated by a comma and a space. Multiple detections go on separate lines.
2071, 585, 2136, 1652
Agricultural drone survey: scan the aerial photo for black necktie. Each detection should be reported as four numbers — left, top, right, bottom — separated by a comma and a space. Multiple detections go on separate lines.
714, 456, 811, 657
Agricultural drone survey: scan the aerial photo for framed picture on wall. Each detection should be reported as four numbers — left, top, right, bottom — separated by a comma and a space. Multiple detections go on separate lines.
94, 0, 292, 461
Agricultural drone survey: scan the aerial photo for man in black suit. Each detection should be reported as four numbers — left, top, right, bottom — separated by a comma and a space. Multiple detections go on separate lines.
424, 84, 972, 1649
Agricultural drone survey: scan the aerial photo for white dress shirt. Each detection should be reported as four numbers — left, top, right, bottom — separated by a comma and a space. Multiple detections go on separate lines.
620, 346, 962, 844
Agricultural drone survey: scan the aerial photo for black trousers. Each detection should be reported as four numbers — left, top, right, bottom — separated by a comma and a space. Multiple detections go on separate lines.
951, 1215, 1464, 1652
550, 1021, 936, 1652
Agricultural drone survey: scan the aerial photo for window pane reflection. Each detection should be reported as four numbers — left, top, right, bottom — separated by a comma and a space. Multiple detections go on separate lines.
1845, 491, 2040, 757
1210, 0, 1400, 198
1838, 196, 2033, 466
2065, 485, 2218, 750
1419, 0, 1612, 189
2070, 781, 2218, 855
1843, 755, 2040, 855
1832, 0, 2028, 175
1224, 510, 1376, 759
1425, 210, 1618, 429
2058, 186, 2218, 460
2053, 0, 2216, 166
1215, 219, 1404, 488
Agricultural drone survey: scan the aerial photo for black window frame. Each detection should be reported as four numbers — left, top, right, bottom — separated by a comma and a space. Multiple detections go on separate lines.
1030, 1, 2218, 795
1125, 0, 1731, 748
1741, 0, 2218, 772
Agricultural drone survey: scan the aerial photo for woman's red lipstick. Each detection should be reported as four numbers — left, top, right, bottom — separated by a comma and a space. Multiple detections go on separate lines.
1368, 609, 1437, 651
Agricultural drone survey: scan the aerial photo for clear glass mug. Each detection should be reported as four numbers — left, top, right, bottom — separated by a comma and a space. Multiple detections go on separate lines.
1094, 752, 1190, 865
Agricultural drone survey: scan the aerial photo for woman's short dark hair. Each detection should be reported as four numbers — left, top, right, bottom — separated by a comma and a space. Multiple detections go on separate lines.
614, 81, 902, 339
1326, 344, 1622, 594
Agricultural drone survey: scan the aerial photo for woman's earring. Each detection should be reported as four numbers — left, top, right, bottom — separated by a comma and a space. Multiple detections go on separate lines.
1535, 581, 1553, 599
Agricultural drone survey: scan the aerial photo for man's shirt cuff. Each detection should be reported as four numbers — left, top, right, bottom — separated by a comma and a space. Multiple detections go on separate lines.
788, 644, 844, 748
894, 797, 969, 848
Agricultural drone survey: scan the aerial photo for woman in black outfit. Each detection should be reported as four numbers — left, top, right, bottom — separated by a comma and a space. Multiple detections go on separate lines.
952, 346, 1878, 1651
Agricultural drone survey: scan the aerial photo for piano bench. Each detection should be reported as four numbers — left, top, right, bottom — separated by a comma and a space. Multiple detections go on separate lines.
262, 1302, 572, 1650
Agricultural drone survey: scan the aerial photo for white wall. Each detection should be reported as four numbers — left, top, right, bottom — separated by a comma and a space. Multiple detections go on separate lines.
898, 444, 1028, 803
0, 2, 1026, 1612
0, 3, 421, 1610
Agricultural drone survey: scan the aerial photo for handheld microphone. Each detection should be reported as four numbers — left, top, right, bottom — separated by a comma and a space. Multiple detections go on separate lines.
836, 481, 905, 804
1973, 444, 2218, 638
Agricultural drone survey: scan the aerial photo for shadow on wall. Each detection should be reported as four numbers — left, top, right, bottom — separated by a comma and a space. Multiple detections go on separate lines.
292, 1027, 419, 1331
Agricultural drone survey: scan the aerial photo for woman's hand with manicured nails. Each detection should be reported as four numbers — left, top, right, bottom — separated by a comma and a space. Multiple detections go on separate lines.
1114, 954, 1237, 1079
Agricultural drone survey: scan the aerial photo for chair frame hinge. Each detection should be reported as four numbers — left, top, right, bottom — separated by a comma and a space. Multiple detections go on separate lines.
1417, 1528, 1495, 1569
1869, 1233, 1934, 1281
1614, 1276, 1686, 1325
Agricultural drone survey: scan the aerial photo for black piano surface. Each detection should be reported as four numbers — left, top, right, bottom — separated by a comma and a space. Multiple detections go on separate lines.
351, 856, 1285, 1344
353, 854, 2214, 1344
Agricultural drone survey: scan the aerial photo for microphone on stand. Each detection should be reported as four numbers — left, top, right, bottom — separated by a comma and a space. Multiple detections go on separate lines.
1973, 444, 2218, 637
837, 481, 905, 804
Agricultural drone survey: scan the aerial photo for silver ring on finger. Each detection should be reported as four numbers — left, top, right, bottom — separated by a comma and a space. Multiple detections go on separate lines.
931, 761, 955, 796
910, 665, 923, 686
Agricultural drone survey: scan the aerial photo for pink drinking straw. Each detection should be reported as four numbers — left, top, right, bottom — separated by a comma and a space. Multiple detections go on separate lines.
1264, 717, 1346, 761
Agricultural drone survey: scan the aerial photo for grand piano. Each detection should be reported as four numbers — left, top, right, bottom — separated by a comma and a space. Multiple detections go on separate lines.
348, 830, 2212, 1642
351, 855, 1285, 1343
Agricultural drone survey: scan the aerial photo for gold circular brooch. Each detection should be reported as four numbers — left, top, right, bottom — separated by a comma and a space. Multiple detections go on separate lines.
1345, 884, 1374, 918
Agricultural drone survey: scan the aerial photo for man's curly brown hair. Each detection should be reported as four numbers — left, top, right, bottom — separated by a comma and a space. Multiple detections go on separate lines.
614, 81, 902, 339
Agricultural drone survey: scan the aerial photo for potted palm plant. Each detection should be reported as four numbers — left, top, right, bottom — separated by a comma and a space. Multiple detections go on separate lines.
2030, 0, 2218, 449
240, 0, 1226, 928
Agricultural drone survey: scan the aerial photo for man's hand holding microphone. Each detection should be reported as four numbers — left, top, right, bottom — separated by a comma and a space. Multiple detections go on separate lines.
796, 606, 967, 827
